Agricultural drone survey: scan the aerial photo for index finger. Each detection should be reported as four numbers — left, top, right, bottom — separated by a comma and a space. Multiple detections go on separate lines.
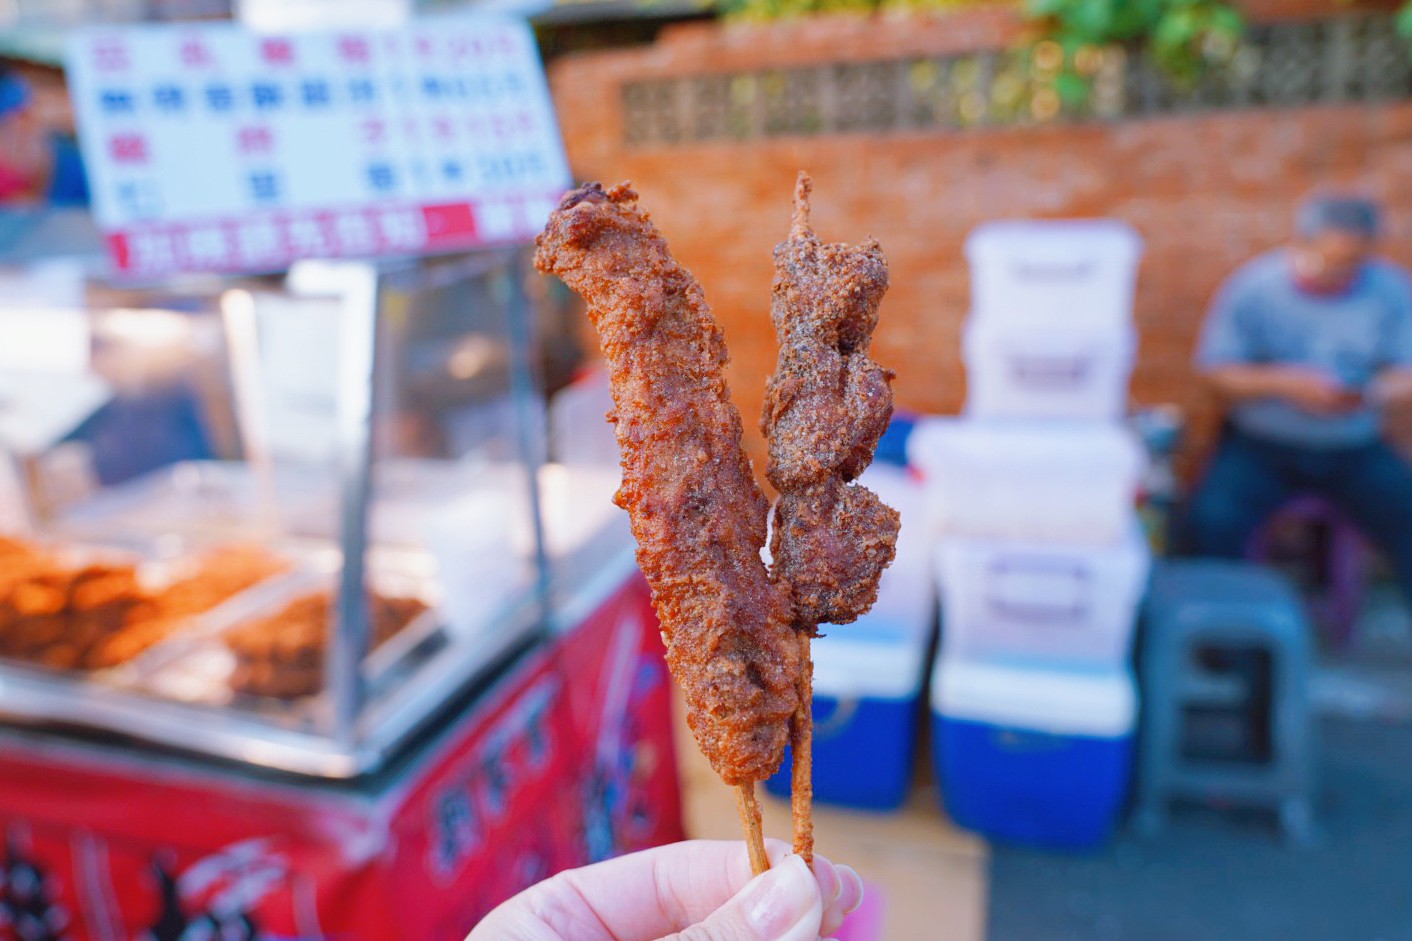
554, 838, 790, 940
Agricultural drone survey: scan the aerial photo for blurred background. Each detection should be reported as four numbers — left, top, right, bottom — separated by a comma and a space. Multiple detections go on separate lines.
2, 0, 1411, 939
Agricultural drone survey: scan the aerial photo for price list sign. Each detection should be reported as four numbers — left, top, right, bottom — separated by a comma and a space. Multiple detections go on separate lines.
67, 17, 571, 277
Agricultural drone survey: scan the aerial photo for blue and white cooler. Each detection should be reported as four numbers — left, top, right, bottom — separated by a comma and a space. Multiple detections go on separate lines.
931, 658, 1137, 849
767, 464, 935, 811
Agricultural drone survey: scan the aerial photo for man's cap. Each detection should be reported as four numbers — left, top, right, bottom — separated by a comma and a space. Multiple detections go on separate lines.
1296, 193, 1381, 240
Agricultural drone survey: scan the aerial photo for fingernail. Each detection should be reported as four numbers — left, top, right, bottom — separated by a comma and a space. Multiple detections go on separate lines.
745, 856, 818, 934
813, 856, 842, 906
838, 865, 865, 915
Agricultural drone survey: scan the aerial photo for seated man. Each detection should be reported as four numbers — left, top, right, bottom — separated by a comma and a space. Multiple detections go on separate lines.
1186, 194, 1412, 605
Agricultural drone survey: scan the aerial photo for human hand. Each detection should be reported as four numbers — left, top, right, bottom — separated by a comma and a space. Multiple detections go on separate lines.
1269, 366, 1362, 415
467, 839, 864, 941
1367, 368, 1412, 409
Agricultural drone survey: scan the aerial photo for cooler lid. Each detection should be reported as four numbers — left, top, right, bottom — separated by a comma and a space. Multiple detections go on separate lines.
931, 658, 1136, 737
811, 619, 932, 700
962, 317, 1139, 356
964, 219, 1144, 267
935, 518, 1152, 574
906, 417, 1145, 478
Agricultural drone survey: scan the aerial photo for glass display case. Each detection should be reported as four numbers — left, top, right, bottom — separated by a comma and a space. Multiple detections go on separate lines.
0, 244, 629, 779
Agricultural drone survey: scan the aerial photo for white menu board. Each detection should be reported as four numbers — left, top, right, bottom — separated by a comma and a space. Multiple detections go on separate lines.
66, 16, 570, 277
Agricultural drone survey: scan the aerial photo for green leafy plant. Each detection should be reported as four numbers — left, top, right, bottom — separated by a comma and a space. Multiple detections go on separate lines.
1023, 0, 1244, 107
714, 0, 1000, 24
1398, 1, 1412, 42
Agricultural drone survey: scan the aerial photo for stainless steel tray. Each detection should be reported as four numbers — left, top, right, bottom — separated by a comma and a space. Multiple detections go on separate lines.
135, 553, 446, 711
0, 538, 550, 778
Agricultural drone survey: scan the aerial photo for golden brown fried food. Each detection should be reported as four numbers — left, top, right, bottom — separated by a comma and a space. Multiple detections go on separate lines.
762, 173, 900, 863
87, 545, 290, 669
764, 174, 899, 629
226, 591, 427, 700
0, 540, 289, 672
534, 182, 800, 786
770, 480, 900, 626
0, 559, 149, 670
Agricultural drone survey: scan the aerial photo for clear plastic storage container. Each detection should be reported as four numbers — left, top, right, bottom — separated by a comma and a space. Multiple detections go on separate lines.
936, 525, 1150, 667
906, 418, 1144, 544
964, 219, 1143, 328
963, 320, 1136, 421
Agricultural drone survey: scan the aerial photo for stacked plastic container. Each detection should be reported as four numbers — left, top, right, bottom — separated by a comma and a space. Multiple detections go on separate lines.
910, 220, 1150, 850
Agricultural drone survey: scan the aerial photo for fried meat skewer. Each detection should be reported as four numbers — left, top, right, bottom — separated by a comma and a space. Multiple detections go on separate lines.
763, 173, 900, 864
535, 182, 800, 873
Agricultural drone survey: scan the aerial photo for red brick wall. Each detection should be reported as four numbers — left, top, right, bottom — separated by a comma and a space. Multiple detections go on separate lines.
547, 2, 1412, 474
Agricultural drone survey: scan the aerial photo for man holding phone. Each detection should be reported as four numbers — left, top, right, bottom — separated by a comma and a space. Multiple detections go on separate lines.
1185, 194, 1412, 605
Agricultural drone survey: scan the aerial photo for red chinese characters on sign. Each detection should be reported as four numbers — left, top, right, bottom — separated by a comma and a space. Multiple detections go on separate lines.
109, 133, 148, 164
236, 126, 274, 155
359, 118, 387, 145
179, 38, 212, 68
260, 38, 295, 66
92, 40, 130, 71
337, 36, 371, 64
105, 189, 562, 275
69, 20, 569, 277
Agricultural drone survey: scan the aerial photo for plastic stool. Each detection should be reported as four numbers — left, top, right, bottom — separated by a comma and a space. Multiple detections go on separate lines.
1136, 560, 1316, 844
1247, 494, 1367, 650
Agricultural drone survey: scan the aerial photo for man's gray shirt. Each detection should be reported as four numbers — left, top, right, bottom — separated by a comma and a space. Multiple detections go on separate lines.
1195, 249, 1412, 448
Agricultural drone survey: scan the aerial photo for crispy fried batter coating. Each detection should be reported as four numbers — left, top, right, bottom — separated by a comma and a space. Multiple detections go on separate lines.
534, 182, 800, 785
764, 174, 900, 629
770, 481, 899, 627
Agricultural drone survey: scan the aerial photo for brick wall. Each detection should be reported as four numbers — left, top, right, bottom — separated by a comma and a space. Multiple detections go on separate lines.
546, 2, 1412, 474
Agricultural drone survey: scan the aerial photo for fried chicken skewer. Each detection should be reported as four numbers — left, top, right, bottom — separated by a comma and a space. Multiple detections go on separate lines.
763, 173, 900, 864
535, 182, 800, 874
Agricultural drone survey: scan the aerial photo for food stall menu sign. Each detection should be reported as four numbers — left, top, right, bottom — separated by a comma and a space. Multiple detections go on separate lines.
66, 17, 570, 277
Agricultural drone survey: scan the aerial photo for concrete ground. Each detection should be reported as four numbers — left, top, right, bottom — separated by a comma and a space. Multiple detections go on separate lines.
989, 587, 1412, 941
675, 584, 1412, 941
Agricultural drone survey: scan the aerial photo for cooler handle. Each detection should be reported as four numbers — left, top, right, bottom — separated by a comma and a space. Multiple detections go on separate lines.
813, 697, 859, 740
1004, 353, 1094, 390
983, 555, 1091, 625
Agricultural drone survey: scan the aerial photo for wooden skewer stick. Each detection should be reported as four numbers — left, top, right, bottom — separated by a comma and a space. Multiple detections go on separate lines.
735, 783, 770, 876
790, 631, 815, 866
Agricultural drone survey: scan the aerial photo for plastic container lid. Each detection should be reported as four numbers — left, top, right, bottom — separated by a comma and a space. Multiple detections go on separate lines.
906, 417, 1145, 481
962, 317, 1139, 359
964, 219, 1144, 267
931, 658, 1136, 738
813, 623, 930, 700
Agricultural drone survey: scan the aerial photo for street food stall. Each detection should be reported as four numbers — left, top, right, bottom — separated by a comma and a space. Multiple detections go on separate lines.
0, 15, 682, 939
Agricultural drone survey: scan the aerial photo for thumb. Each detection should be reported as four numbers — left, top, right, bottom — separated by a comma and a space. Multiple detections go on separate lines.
660, 855, 823, 941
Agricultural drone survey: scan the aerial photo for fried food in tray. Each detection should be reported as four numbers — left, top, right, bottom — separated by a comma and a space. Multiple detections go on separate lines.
87, 545, 291, 669
0, 539, 288, 673
225, 591, 428, 701
0, 558, 150, 671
